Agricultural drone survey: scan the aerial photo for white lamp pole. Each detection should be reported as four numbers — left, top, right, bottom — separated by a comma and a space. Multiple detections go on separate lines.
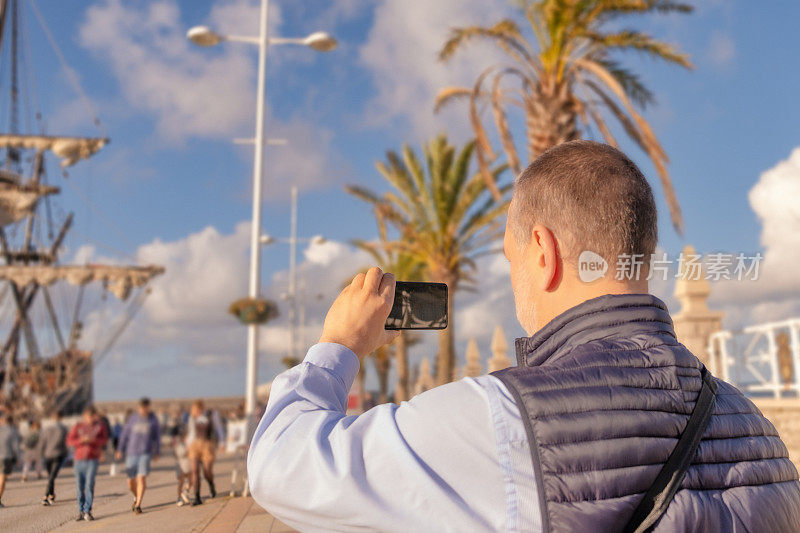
243, 0, 270, 418
288, 186, 298, 363
262, 187, 325, 365
188, 0, 336, 415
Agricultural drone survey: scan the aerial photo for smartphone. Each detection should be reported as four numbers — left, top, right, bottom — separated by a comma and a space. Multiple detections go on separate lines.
385, 281, 448, 330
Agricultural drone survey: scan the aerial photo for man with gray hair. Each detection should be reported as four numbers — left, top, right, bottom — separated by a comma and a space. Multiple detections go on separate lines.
248, 141, 800, 532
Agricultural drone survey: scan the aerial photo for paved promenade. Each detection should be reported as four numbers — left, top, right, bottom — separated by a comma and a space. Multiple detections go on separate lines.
0, 453, 297, 532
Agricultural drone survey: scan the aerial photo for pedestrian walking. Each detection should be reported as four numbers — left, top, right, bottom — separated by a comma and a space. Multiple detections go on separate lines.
109, 416, 122, 477
66, 405, 108, 521
20, 419, 42, 482
225, 406, 249, 497
0, 413, 21, 508
187, 400, 225, 506
169, 419, 191, 507
110, 417, 122, 453
38, 410, 67, 506
117, 397, 160, 515
97, 410, 112, 466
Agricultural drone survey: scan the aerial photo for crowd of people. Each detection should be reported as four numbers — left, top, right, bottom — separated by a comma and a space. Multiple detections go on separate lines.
0, 397, 261, 522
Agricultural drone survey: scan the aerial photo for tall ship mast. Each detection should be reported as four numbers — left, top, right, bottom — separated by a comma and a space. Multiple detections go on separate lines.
0, 0, 163, 416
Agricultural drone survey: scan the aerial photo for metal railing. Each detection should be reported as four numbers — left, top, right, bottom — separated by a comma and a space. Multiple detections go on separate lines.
708, 318, 800, 398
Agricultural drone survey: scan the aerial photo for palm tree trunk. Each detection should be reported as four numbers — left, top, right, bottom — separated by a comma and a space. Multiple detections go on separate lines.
434, 272, 457, 386
527, 78, 579, 160
356, 362, 366, 412
394, 332, 409, 402
374, 348, 390, 404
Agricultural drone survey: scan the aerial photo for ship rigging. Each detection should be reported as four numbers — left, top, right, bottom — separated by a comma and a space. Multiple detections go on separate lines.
0, 0, 163, 416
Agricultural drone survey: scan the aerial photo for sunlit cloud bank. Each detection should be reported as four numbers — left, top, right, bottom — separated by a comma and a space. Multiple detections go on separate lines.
710, 147, 800, 327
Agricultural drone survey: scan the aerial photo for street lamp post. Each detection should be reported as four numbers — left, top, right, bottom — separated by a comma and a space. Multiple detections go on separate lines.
288, 186, 298, 365
188, 0, 336, 415
262, 185, 325, 363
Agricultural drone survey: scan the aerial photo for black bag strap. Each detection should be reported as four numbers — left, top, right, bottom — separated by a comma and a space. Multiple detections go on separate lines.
623, 367, 718, 533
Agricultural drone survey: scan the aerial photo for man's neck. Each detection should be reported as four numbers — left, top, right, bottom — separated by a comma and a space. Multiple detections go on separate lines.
534, 280, 649, 333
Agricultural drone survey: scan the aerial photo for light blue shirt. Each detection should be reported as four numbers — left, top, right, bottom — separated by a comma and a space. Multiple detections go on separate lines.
248, 343, 542, 532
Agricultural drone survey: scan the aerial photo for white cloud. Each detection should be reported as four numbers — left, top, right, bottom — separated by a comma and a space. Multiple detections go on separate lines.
137, 222, 251, 327
78, 0, 348, 196
86, 223, 373, 373
706, 32, 735, 69
456, 255, 518, 343
709, 147, 800, 327
75, 222, 252, 388
358, 0, 513, 140
79, 0, 259, 142
256, 117, 349, 199
83, 218, 526, 397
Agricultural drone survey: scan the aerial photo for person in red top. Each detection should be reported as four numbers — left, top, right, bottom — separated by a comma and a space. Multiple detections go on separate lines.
66, 405, 108, 522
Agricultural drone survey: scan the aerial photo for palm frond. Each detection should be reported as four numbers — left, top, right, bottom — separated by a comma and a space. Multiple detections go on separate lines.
576, 58, 668, 162
402, 144, 436, 223
491, 71, 522, 175
434, 87, 474, 114
351, 238, 386, 265
593, 58, 655, 108
344, 184, 382, 206
439, 19, 537, 71
583, 95, 619, 148
600, 0, 693, 17
587, 30, 693, 68
445, 140, 476, 219
469, 69, 503, 200
583, 80, 684, 234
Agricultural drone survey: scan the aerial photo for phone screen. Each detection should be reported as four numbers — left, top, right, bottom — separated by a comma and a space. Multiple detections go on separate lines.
385, 281, 448, 330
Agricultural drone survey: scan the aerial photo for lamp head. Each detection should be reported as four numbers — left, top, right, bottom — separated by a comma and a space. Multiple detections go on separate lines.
187, 26, 223, 47
303, 32, 337, 52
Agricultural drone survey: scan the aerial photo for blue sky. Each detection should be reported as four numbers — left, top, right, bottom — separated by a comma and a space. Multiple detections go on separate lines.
3, 0, 800, 400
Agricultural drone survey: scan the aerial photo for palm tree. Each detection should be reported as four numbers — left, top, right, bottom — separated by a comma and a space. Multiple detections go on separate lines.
372, 345, 392, 403
436, 0, 692, 233
347, 134, 509, 385
354, 215, 425, 401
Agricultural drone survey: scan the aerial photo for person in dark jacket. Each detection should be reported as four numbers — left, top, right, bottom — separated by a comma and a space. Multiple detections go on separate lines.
117, 397, 160, 514
66, 405, 108, 521
0, 413, 21, 508
248, 140, 800, 532
38, 411, 68, 506
20, 419, 42, 482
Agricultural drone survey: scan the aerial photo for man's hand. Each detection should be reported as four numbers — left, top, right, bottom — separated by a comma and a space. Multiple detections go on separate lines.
319, 267, 400, 358
115, 451, 122, 461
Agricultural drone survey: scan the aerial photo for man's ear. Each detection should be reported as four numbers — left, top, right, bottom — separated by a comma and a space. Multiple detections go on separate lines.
530, 224, 561, 291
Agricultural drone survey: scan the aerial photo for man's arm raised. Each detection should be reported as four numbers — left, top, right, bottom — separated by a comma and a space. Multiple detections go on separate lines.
246, 268, 505, 532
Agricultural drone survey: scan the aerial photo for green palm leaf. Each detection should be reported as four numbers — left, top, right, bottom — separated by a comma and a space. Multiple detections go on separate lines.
438, 0, 691, 234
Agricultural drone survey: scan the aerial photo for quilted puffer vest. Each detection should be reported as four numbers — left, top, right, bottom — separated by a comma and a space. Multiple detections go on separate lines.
492, 293, 800, 532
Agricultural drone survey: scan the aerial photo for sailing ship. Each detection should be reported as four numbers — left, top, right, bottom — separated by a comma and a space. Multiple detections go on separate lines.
0, 0, 163, 416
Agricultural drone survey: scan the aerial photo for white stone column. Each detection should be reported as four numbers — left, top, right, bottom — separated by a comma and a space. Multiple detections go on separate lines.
464, 338, 483, 377
413, 357, 435, 396
488, 325, 512, 372
672, 244, 724, 369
